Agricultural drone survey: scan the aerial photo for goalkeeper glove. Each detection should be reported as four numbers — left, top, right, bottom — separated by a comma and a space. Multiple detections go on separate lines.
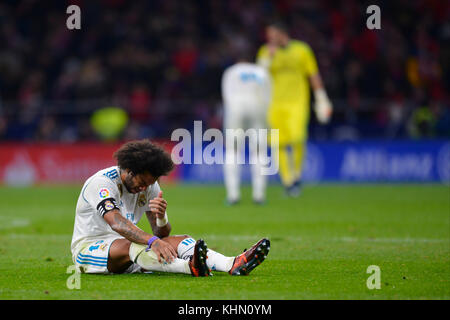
314, 88, 333, 124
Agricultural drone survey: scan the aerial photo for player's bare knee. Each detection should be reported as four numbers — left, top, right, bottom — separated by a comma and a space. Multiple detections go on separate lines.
160, 235, 193, 251
178, 234, 193, 245
110, 239, 132, 260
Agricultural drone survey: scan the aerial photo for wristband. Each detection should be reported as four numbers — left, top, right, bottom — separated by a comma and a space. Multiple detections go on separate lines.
156, 213, 169, 227
146, 236, 159, 251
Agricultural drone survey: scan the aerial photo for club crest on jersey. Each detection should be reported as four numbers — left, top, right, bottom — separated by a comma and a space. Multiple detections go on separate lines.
99, 188, 110, 199
138, 194, 146, 207
104, 200, 114, 211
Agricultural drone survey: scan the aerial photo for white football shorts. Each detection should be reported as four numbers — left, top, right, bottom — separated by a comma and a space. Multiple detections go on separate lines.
72, 236, 142, 274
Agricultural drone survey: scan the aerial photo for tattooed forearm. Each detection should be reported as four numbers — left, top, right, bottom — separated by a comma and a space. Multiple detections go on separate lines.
111, 211, 150, 245
146, 211, 171, 238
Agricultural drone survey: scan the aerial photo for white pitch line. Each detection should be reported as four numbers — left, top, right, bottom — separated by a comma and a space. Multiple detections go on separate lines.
0, 217, 30, 230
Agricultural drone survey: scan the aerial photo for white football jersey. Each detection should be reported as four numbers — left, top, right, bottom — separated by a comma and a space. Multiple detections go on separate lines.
221, 62, 271, 111
71, 166, 161, 255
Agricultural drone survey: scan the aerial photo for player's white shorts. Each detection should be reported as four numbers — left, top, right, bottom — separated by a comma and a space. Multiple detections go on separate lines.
72, 236, 142, 274
224, 102, 267, 132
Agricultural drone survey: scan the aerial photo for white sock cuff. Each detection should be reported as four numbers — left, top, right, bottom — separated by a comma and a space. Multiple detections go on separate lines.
177, 237, 196, 260
206, 249, 235, 272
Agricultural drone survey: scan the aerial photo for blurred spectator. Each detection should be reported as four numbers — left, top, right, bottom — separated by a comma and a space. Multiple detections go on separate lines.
0, 115, 7, 139
172, 38, 199, 77
0, 0, 448, 141
35, 115, 59, 142
90, 106, 129, 141
407, 104, 437, 139
129, 83, 152, 124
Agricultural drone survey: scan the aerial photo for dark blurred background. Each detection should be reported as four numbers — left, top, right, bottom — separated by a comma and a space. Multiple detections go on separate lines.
0, 0, 449, 143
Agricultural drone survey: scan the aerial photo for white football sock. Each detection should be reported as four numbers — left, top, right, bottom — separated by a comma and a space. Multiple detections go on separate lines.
250, 145, 267, 202
129, 242, 190, 274
176, 237, 235, 272
224, 144, 241, 202
177, 237, 196, 260
206, 249, 235, 272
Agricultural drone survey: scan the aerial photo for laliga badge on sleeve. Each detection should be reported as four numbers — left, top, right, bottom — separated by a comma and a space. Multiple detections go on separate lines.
99, 188, 110, 199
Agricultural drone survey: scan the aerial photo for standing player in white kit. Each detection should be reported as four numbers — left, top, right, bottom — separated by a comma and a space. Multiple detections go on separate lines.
71, 139, 270, 276
222, 55, 271, 205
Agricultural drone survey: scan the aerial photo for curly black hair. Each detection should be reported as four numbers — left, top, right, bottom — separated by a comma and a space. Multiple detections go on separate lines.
113, 139, 174, 177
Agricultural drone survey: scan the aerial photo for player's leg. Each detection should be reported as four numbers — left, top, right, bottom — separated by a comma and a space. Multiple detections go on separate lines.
74, 238, 119, 274
110, 235, 209, 276
290, 105, 310, 193
280, 108, 307, 197
129, 235, 210, 276
175, 235, 234, 272
249, 107, 267, 204
277, 143, 294, 187
108, 234, 270, 276
176, 235, 271, 275
107, 238, 134, 273
268, 106, 296, 190
281, 141, 305, 198
107, 238, 181, 274
292, 140, 306, 183
224, 143, 241, 204
250, 151, 266, 203
224, 104, 244, 204
108, 236, 189, 268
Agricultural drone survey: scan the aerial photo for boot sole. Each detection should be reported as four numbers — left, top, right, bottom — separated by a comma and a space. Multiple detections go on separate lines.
191, 239, 211, 277
231, 238, 270, 276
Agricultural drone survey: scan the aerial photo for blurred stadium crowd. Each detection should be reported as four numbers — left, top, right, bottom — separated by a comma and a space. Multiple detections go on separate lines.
0, 0, 448, 142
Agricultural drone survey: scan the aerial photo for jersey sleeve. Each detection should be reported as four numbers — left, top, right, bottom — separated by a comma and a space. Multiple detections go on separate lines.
82, 176, 121, 217
301, 43, 319, 76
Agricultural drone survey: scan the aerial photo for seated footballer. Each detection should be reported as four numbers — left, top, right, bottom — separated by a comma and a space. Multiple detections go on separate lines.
71, 139, 270, 276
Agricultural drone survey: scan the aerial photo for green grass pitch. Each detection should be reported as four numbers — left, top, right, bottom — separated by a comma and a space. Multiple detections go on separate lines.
0, 183, 448, 300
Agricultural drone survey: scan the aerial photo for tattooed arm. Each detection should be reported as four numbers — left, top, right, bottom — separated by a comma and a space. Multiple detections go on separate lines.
146, 210, 171, 239
104, 209, 150, 245
103, 209, 177, 262
146, 191, 171, 238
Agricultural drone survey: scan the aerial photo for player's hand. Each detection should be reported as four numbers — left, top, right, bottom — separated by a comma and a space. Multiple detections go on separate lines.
314, 89, 333, 124
149, 191, 167, 219
151, 238, 177, 263
315, 100, 333, 124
